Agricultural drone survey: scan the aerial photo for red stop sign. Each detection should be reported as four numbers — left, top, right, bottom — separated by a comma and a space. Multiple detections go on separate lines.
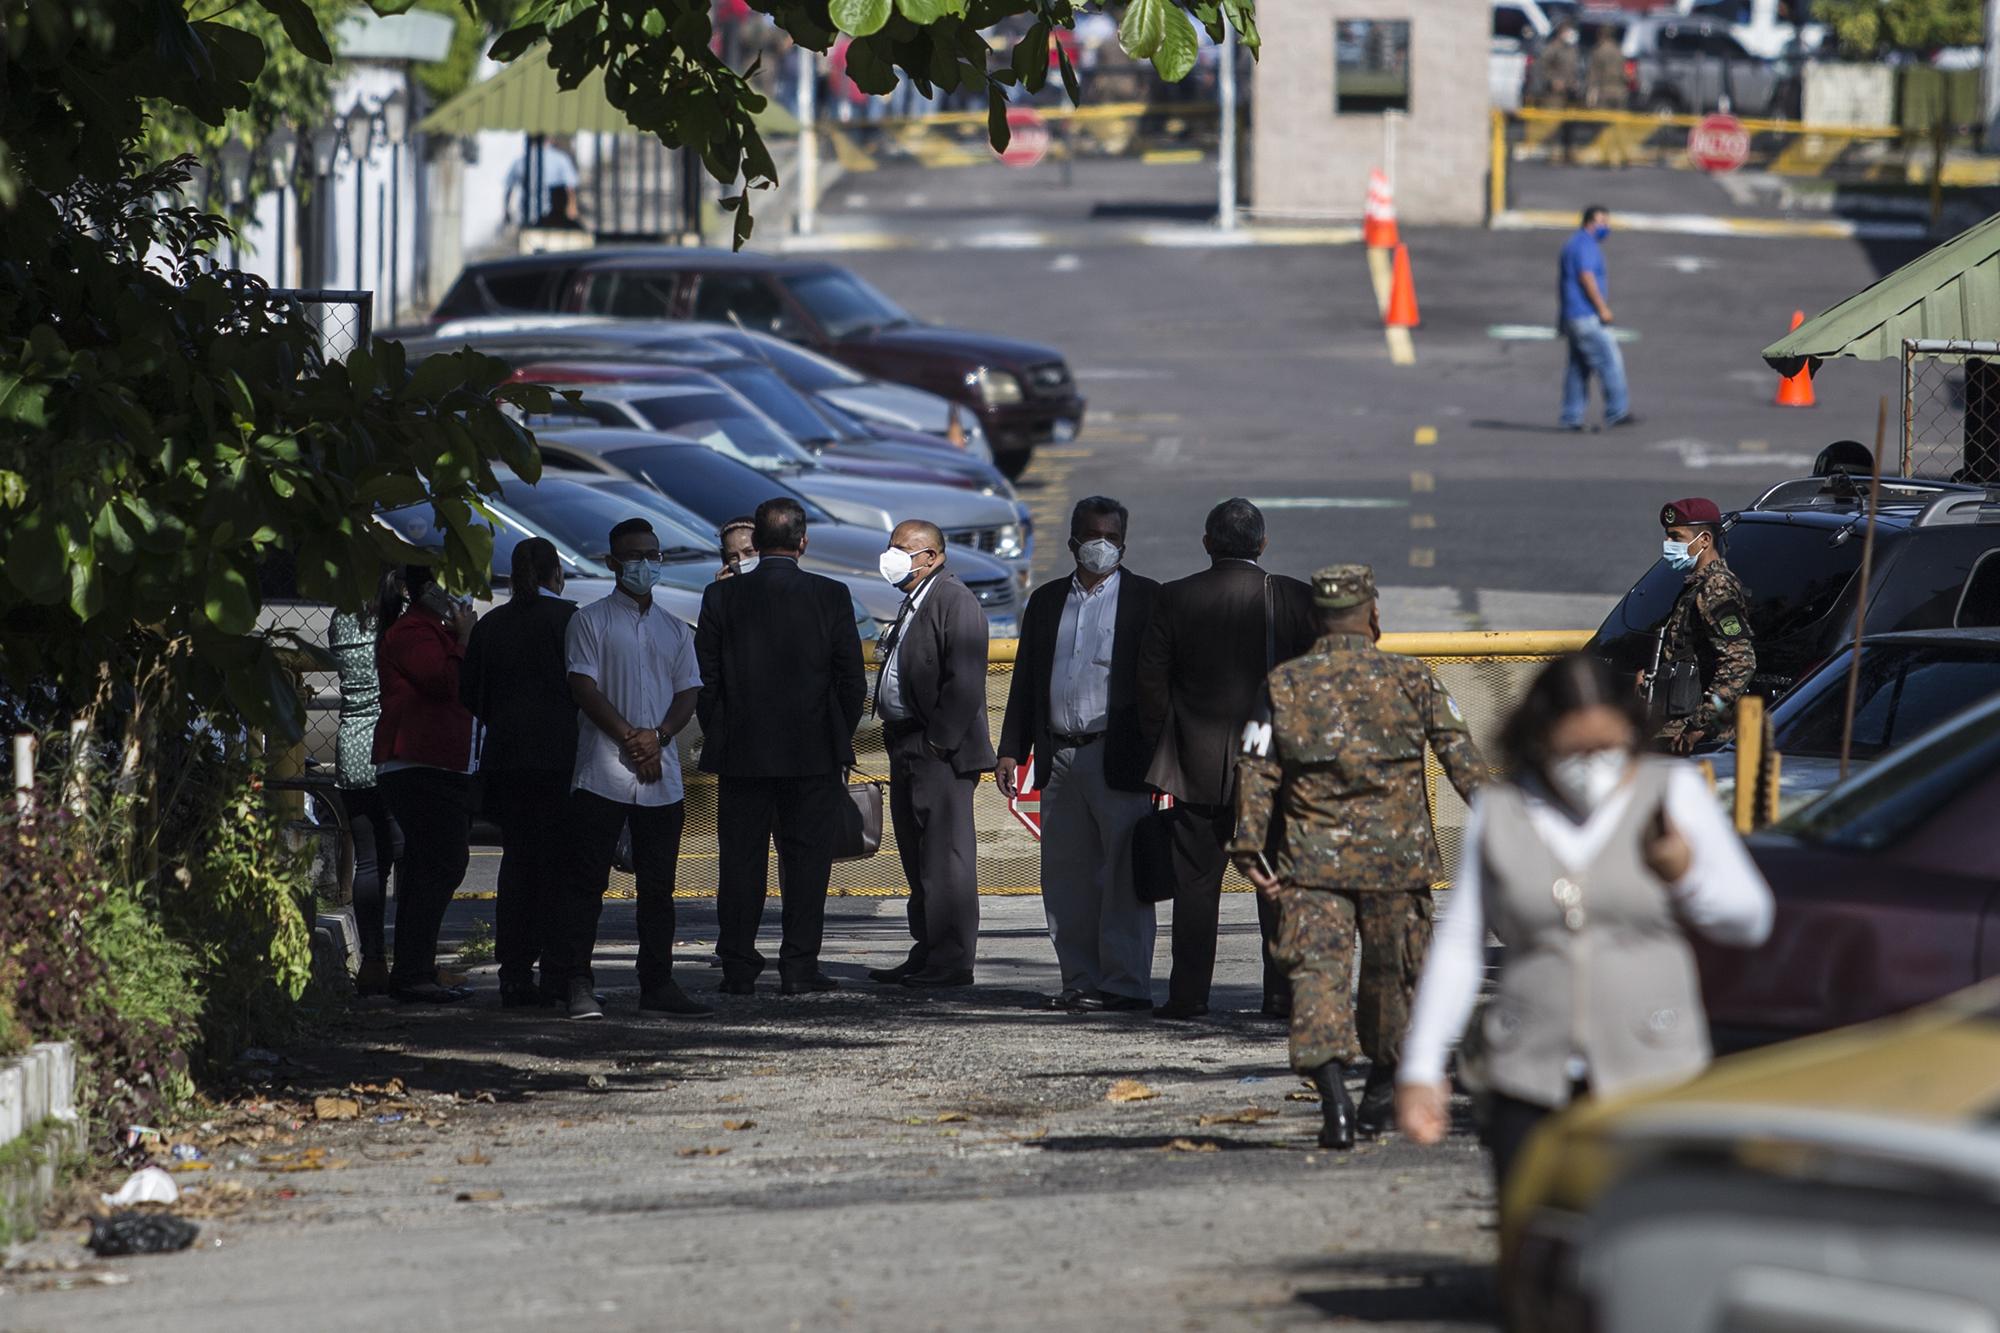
1007, 756, 1042, 839
1687, 113, 1749, 173
996, 105, 1050, 169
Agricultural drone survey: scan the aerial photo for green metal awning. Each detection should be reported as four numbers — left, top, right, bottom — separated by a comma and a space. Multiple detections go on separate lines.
418, 46, 799, 138
1762, 212, 2000, 376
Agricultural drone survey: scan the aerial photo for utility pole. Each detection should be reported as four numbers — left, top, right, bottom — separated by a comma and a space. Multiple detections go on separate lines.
797, 45, 818, 236
1218, 24, 1238, 232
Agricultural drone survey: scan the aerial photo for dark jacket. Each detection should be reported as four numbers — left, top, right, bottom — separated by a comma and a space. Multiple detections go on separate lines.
373, 608, 474, 771
460, 591, 579, 775
695, 556, 866, 777
882, 569, 996, 776
997, 568, 1161, 791
1135, 559, 1318, 806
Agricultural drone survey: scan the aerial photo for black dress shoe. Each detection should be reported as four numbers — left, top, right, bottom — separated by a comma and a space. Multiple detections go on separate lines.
640, 983, 716, 1017
1356, 1065, 1397, 1138
1045, 988, 1092, 1011
1261, 994, 1292, 1019
900, 970, 974, 989
780, 973, 839, 995
1099, 994, 1153, 1013
1307, 1061, 1357, 1150
867, 961, 922, 984
717, 978, 757, 997
1154, 1000, 1209, 1021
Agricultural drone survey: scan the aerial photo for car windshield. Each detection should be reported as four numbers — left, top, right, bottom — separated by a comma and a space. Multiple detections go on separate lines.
1606, 519, 1866, 643
580, 478, 722, 536
375, 501, 590, 582
1772, 643, 2000, 760
494, 477, 713, 564
630, 392, 816, 471
1776, 698, 2000, 850
780, 270, 912, 339
708, 364, 864, 444
709, 330, 868, 390
603, 445, 837, 528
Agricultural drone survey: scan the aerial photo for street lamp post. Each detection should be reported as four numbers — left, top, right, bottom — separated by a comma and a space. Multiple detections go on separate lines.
381, 89, 408, 325
344, 101, 373, 293
266, 124, 298, 289
217, 138, 252, 268
308, 123, 340, 291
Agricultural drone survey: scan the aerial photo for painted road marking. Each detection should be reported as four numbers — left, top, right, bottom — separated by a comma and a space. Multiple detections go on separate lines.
1411, 470, 1436, 493
1410, 513, 1436, 529
1050, 253, 1081, 272
1650, 438, 1817, 470
1409, 549, 1436, 569
1037, 447, 1094, 459
1413, 426, 1437, 446
1387, 326, 1415, 366
1489, 324, 1641, 343
1245, 497, 1410, 510
1494, 208, 1927, 242
1142, 149, 1205, 165
1147, 436, 1183, 465
779, 224, 1362, 254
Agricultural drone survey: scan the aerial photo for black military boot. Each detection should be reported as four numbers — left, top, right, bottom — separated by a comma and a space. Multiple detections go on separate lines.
1306, 1062, 1356, 1150
1356, 1063, 1397, 1139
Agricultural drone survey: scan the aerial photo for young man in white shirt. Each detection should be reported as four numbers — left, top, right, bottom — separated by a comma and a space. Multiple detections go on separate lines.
556, 518, 708, 1021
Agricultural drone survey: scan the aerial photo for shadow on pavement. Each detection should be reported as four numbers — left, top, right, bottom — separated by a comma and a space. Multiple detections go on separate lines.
1282, 1252, 1496, 1327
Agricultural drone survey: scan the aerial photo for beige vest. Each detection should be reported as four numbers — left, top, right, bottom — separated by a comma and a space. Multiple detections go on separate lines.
1477, 760, 1710, 1108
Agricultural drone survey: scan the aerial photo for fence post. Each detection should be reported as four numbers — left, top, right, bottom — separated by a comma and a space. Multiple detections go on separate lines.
1732, 696, 1764, 834
1488, 108, 1508, 223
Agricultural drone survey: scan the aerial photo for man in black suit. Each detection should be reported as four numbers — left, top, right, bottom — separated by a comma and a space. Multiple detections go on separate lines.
997, 497, 1160, 1012
865, 519, 995, 989
1136, 498, 1319, 1020
697, 497, 867, 996
461, 537, 578, 1008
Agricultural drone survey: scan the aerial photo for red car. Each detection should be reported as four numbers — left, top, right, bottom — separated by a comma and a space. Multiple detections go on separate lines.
1698, 691, 2000, 1050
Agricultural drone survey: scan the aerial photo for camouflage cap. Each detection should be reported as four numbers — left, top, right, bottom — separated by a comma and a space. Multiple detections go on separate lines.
1311, 564, 1376, 610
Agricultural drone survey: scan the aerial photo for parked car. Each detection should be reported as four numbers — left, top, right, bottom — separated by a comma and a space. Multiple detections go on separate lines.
1695, 690, 2000, 1051
412, 316, 998, 465
1504, 978, 2000, 1333
428, 249, 1086, 478
521, 379, 1032, 587
532, 428, 1025, 636
1705, 628, 2000, 813
1628, 15, 1802, 117
1589, 469, 2000, 700
1672, 0, 1826, 60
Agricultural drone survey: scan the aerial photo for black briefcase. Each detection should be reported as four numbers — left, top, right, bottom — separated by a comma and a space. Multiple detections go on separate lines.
833, 775, 884, 862
1131, 802, 1183, 905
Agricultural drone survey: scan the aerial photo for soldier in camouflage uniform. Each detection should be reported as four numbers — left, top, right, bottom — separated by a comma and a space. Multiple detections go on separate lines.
1230, 565, 1487, 1150
1653, 498, 1756, 753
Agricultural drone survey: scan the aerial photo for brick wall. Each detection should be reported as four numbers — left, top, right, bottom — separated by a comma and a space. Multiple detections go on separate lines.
1250, 0, 1488, 225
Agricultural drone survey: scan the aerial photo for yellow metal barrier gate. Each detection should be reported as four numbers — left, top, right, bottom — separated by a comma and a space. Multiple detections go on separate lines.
596, 629, 1590, 900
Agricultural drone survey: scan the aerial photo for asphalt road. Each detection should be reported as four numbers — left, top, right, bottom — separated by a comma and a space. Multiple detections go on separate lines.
815, 158, 1929, 630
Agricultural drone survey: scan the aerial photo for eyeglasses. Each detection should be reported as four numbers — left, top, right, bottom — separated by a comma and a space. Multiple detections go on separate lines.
893, 546, 938, 558
620, 549, 665, 563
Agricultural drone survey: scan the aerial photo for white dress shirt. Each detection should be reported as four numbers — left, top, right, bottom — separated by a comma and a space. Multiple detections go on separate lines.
1399, 759, 1773, 1087
1049, 569, 1121, 736
566, 589, 702, 806
876, 572, 940, 722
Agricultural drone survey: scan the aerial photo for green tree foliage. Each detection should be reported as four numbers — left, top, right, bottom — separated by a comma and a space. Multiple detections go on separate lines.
414, 0, 527, 106
1815, 0, 1982, 56
493, 0, 1259, 246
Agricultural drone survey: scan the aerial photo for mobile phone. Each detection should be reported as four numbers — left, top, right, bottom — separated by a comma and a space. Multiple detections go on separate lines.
1255, 852, 1277, 881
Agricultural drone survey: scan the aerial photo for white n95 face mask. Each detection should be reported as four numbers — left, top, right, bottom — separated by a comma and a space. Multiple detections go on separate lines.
734, 555, 759, 576
1075, 539, 1122, 575
1546, 748, 1631, 814
878, 547, 914, 586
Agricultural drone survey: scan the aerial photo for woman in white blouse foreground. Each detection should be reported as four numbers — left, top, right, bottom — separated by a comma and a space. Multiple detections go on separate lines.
1394, 653, 1774, 1196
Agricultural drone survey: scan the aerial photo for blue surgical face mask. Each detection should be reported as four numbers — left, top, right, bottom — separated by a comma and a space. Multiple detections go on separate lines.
1591, 223, 1611, 241
618, 558, 662, 596
1662, 539, 1697, 572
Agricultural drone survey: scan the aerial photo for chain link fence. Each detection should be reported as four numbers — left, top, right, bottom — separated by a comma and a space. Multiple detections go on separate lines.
1903, 338, 2000, 484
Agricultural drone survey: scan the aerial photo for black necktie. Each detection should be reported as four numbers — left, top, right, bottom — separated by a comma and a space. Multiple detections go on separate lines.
870, 592, 918, 718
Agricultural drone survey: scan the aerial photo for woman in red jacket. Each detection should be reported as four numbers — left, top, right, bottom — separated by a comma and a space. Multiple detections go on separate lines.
373, 565, 478, 1003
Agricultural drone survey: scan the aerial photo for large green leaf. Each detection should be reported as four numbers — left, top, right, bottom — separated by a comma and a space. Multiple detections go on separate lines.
831, 0, 893, 37
203, 555, 257, 636
1119, 0, 1169, 60
1152, 6, 1199, 82
896, 0, 966, 25
253, 0, 333, 65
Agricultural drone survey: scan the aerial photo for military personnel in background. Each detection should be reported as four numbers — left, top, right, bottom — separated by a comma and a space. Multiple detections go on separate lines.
1230, 566, 1487, 1151
1582, 25, 1627, 111
1651, 498, 1756, 753
1531, 22, 1581, 109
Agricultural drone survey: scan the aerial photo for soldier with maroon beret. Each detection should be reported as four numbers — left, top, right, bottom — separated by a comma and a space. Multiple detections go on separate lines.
1653, 498, 1756, 752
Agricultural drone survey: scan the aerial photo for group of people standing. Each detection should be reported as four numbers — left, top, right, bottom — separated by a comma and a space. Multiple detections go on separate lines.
332, 485, 1774, 1198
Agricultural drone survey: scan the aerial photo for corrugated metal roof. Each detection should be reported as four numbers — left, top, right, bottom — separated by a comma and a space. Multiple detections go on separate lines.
418, 47, 800, 138
1762, 212, 2000, 376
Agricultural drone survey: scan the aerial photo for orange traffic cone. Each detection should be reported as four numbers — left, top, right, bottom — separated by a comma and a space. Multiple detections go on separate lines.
1363, 169, 1400, 250
1775, 310, 1814, 407
1384, 244, 1420, 328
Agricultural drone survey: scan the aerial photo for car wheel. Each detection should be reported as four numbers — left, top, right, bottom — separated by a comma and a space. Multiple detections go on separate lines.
995, 449, 1033, 481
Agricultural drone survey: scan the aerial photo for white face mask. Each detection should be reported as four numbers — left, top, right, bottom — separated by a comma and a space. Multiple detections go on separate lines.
1546, 748, 1630, 814
733, 555, 760, 576
1075, 538, 1122, 576
878, 547, 915, 586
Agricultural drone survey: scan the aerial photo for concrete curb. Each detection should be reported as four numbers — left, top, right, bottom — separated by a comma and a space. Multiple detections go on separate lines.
0, 1042, 83, 1243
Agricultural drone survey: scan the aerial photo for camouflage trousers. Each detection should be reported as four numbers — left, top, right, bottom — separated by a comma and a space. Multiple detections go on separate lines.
1269, 885, 1434, 1073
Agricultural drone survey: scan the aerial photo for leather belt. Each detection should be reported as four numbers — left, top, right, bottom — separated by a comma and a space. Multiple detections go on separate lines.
1050, 731, 1104, 748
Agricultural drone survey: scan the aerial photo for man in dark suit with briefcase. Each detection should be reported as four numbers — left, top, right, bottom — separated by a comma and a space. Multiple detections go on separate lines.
697, 497, 867, 996
997, 496, 1160, 1012
866, 519, 995, 989
1136, 498, 1319, 1020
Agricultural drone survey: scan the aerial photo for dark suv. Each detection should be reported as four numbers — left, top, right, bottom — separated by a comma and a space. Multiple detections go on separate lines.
430, 249, 1085, 479
1590, 474, 2000, 698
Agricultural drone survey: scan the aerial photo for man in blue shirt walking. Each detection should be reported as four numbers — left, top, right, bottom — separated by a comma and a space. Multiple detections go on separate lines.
1557, 205, 1634, 431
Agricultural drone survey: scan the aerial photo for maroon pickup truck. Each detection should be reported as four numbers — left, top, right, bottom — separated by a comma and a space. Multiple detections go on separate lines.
429, 249, 1085, 479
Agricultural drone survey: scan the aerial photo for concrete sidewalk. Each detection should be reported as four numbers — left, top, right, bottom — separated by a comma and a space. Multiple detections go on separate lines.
3, 896, 1495, 1331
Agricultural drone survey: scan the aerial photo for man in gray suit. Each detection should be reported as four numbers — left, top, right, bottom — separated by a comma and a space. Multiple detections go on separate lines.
866, 519, 995, 989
